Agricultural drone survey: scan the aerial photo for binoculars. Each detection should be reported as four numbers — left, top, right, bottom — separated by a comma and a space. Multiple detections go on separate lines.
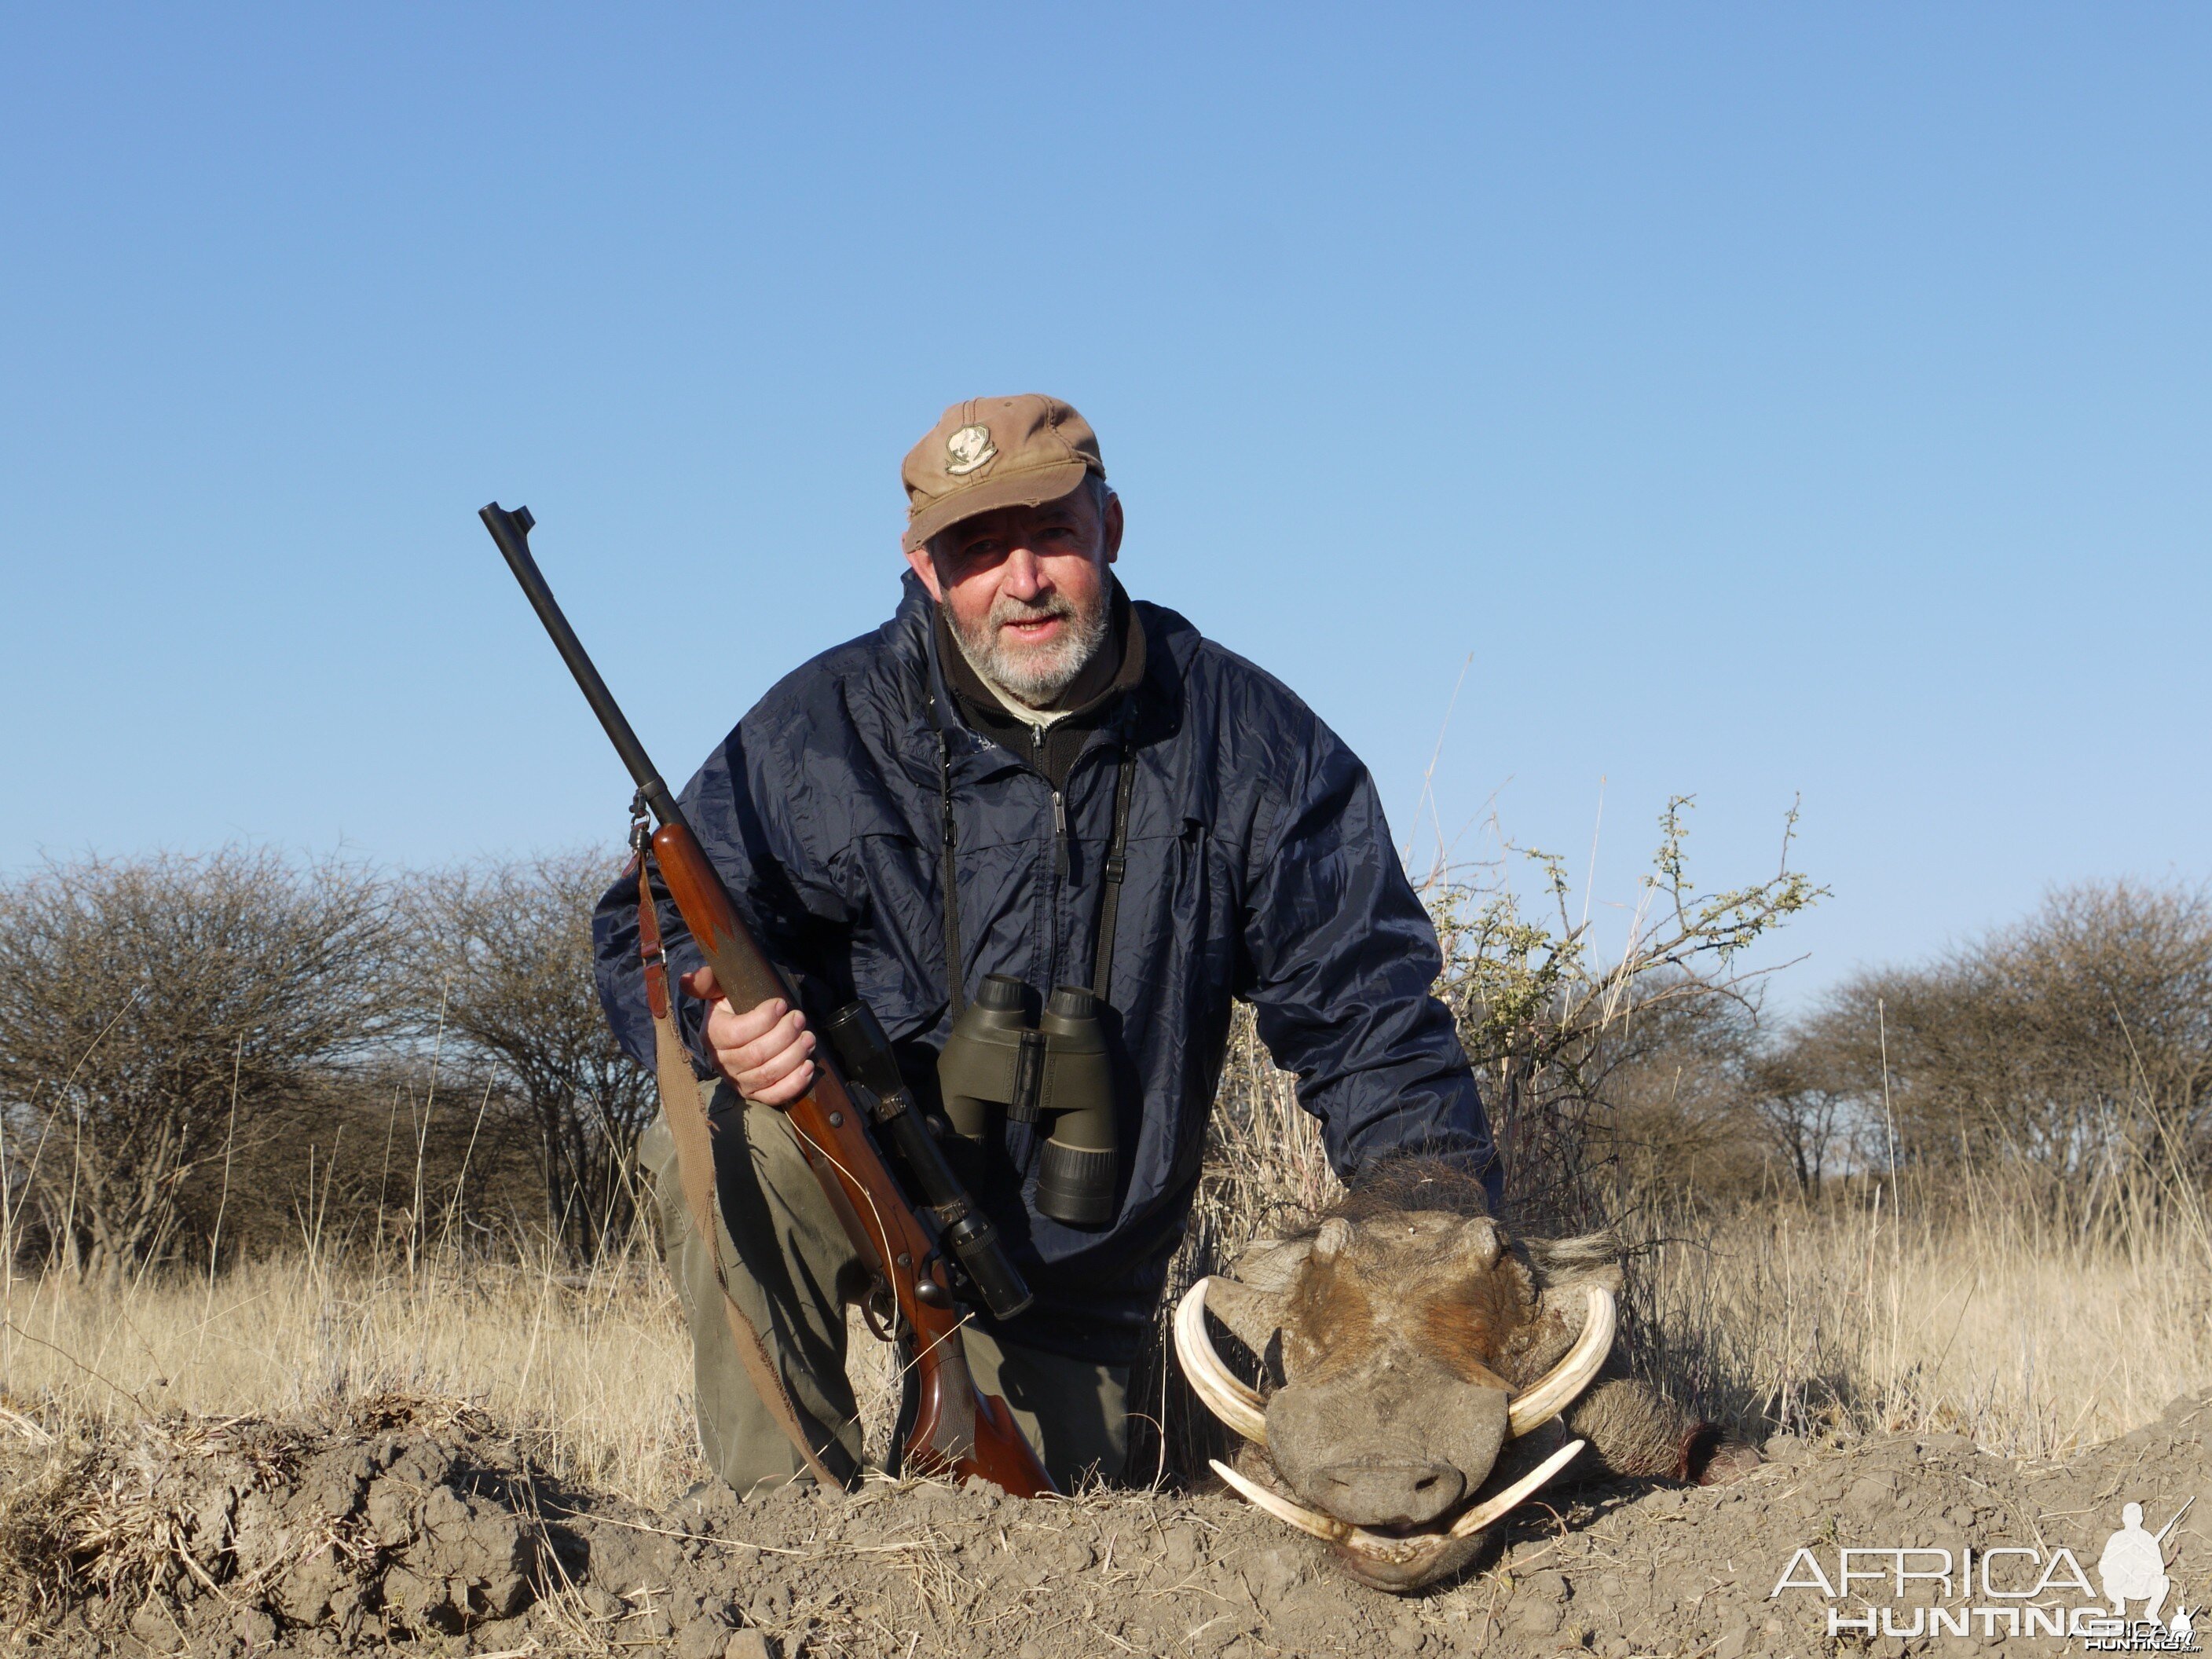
937, 975, 1119, 1227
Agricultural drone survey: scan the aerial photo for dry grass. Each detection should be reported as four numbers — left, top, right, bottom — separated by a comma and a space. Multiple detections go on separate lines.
0, 1239, 910, 1510
6, 1032, 2209, 1502
1640, 1174, 2212, 1460
8, 1187, 2210, 1507
0, 1246, 704, 1504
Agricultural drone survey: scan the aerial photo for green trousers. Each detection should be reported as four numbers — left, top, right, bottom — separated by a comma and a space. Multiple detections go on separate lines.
640, 1078, 1129, 1496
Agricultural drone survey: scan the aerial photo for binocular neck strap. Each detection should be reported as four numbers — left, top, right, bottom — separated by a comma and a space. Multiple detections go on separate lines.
925, 683, 966, 1022
1092, 742, 1137, 1000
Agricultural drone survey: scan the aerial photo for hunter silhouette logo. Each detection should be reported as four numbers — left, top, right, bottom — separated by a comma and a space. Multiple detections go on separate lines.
2097, 1500, 2196, 1642
944, 423, 996, 475
1769, 1494, 2199, 1649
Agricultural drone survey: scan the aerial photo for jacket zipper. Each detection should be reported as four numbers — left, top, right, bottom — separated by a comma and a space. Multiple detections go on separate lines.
1031, 720, 1111, 988
1035, 721, 1066, 986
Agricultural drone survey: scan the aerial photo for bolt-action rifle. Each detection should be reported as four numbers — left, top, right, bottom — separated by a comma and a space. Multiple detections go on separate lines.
480, 502, 1054, 1498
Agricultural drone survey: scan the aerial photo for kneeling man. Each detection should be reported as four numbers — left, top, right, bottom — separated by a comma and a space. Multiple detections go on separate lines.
594, 394, 1501, 1492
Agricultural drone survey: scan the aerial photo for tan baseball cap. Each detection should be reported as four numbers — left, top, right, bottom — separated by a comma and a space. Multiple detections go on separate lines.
901, 394, 1105, 553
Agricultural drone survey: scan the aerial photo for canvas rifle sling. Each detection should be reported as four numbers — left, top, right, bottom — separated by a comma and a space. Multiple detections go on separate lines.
632, 847, 844, 1488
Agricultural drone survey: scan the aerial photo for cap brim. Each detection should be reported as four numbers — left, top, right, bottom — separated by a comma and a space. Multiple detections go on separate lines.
902, 460, 1093, 553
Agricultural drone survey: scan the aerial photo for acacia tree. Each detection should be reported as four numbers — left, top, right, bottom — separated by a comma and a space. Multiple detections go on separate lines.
399, 852, 657, 1261
1742, 1033, 1854, 1196
0, 851, 394, 1282
1801, 878, 2212, 1200
1428, 796, 1824, 1223
1583, 984, 1776, 1203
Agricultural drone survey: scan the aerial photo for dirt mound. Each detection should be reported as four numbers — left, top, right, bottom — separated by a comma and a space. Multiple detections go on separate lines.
7, 1394, 2210, 1657
0, 1397, 566, 1655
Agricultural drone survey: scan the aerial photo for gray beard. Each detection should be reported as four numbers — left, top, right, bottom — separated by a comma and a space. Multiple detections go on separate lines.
946, 590, 1112, 709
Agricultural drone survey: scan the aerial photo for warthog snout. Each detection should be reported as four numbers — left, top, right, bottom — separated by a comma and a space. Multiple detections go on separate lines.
1174, 1168, 1621, 1589
1305, 1459, 1464, 1529
1262, 1357, 1507, 1529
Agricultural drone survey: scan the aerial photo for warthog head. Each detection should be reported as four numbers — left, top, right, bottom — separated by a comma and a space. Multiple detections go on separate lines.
1175, 1167, 1619, 1591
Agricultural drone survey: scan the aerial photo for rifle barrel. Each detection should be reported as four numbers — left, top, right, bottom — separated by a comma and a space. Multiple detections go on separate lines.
474, 499, 1056, 1496
480, 502, 683, 829
2155, 1495, 2195, 1544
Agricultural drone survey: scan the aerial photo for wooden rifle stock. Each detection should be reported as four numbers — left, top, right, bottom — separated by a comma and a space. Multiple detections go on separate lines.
478, 500, 1052, 1497
652, 820, 1051, 1492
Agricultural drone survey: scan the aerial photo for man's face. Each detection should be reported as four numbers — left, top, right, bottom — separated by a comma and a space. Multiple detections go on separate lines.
906, 482, 1124, 705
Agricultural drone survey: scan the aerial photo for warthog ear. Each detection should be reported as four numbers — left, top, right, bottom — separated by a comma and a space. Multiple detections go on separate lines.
1457, 1215, 1503, 1269
1310, 1217, 1354, 1263
1515, 1233, 1624, 1390
1203, 1276, 1288, 1356
1226, 1236, 1313, 1292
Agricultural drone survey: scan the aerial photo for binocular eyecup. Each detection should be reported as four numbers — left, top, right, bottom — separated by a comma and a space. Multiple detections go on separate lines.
938, 974, 1119, 1229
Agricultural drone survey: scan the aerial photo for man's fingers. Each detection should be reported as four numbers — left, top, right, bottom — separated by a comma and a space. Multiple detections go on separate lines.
731, 1015, 817, 1106
709, 998, 803, 1055
734, 1023, 815, 1083
723, 1013, 815, 1083
738, 1052, 816, 1108
676, 982, 816, 1107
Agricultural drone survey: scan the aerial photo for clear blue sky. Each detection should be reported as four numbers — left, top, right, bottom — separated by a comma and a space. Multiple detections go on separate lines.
4, 5, 2205, 1010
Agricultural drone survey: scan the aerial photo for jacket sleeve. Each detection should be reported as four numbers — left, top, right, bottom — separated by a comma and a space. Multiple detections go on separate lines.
591, 714, 852, 1076
1237, 722, 1503, 1210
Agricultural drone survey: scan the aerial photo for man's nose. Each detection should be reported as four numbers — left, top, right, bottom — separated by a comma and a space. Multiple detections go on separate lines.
999, 546, 1049, 599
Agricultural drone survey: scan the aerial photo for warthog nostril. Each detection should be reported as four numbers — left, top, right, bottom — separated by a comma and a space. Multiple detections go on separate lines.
1309, 1459, 1467, 1529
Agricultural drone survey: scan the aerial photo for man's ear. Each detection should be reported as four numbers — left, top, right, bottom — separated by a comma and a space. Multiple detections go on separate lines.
1102, 491, 1123, 566
903, 544, 945, 602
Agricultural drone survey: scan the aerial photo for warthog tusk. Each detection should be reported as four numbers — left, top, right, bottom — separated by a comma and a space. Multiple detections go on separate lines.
1174, 1279, 1268, 1445
1174, 1278, 1613, 1447
1209, 1456, 1349, 1543
1445, 1437, 1588, 1537
1209, 1437, 1588, 1563
1506, 1285, 1614, 1438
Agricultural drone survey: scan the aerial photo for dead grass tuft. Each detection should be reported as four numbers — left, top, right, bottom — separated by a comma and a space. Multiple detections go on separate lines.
0, 1392, 507, 1632
0, 1429, 92, 1624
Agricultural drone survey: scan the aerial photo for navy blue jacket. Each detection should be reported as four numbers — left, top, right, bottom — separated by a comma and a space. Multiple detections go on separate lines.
593, 574, 1500, 1364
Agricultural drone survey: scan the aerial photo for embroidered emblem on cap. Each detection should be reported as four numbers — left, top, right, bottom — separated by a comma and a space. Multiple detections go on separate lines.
944, 423, 998, 477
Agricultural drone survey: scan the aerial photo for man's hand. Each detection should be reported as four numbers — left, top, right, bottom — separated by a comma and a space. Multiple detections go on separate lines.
679, 965, 817, 1106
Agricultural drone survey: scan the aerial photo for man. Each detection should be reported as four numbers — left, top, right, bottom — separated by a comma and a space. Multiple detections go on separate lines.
593, 394, 1500, 1495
